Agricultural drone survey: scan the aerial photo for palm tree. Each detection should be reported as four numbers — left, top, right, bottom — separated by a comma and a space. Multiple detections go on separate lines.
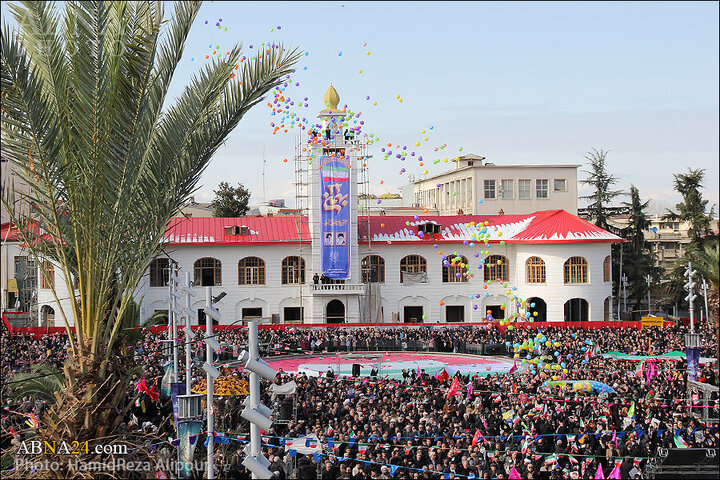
1, 0, 300, 473
10, 364, 64, 404
688, 242, 719, 323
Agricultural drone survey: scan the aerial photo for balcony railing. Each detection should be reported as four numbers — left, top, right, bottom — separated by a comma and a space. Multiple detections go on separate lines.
310, 283, 365, 294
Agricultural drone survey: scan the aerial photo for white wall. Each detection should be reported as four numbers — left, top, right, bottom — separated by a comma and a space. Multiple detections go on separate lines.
34, 239, 613, 326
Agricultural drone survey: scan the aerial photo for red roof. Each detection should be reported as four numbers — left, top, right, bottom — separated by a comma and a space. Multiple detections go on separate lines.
163, 216, 310, 246
163, 210, 621, 246
360, 210, 622, 244
1, 223, 22, 242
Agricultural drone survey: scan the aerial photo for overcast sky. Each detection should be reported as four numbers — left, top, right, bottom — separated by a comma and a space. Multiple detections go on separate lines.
2, 1, 718, 216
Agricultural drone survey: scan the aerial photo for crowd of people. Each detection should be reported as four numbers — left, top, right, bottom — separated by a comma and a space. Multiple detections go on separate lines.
1, 321, 718, 479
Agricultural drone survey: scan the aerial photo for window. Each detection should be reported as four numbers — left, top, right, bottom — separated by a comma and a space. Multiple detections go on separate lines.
554, 179, 567, 192
361, 255, 385, 283
483, 180, 496, 199
443, 255, 469, 283
41, 261, 55, 289
603, 256, 611, 283
282, 256, 305, 285
400, 255, 427, 283
525, 257, 546, 284
194, 257, 222, 286
564, 257, 588, 284
500, 180, 513, 199
484, 255, 509, 282
238, 257, 265, 285
518, 179, 531, 199
149, 258, 170, 287
536, 179, 549, 199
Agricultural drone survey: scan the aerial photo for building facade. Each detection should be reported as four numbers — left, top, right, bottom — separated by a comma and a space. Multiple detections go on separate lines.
406, 154, 579, 216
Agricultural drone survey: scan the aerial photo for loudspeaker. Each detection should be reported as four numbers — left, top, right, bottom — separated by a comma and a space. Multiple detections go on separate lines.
280, 400, 293, 421
352, 363, 361, 377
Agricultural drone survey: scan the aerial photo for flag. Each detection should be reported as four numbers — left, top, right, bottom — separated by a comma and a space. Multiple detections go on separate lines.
358, 443, 368, 453
509, 466, 521, 479
521, 439, 529, 455
544, 454, 557, 466
595, 464, 605, 479
438, 369, 449, 383
673, 435, 689, 448
627, 402, 635, 419
509, 359, 518, 374
447, 377, 461, 398
472, 429, 483, 447
327, 425, 334, 436
568, 455, 578, 465
287, 326, 297, 333
612, 430, 617, 448
608, 465, 621, 479
466, 383, 473, 400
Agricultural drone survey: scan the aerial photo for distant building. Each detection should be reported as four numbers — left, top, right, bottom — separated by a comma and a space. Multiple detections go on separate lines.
407, 154, 579, 216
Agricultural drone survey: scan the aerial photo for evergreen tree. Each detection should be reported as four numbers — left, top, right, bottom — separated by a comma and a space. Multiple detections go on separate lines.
663, 168, 715, 244
579, 148, 624, 230
660, 168, 717, 311
619, 186, 662, 313
211, 181, 251, 217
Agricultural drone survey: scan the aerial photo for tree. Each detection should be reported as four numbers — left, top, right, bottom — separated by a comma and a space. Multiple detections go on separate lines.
211, 181, 250, 217
663, 168, 715, 244
688, 241, 719, 325
619, 186, 662, 313
579, 148, 624, 230
580, 148, 624, 316
1, 1, 300, 474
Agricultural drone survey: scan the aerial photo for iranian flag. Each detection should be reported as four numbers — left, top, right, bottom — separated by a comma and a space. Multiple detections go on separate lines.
322, 163, 349, 182
673, 435, 689, 448
358, 443, 368, 453
544, 454, 558, 466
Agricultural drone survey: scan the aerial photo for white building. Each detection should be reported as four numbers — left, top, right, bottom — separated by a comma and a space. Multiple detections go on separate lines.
4, 86, 621, 327
405, 154, 579, 216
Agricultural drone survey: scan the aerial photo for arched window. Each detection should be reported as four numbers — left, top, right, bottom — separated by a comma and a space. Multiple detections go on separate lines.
282, 256, 305, 285
442, 255, 469, 283
603, 256, 611, 282
194, 257, 222, 286
484, 255, 509, 282
41, 261, 55, 289
400, 255, 427, 283
564, 257, 588, 284
361, 255, 385, 283
149, 258, 170, 287
525, 257, 546, 284
238, 257, 265, 285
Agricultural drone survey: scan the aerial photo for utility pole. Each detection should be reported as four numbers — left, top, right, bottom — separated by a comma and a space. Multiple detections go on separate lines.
202, 287, 222, 480
170, 264, 182, 383
684, 262, 701, 382
240, 320, 277, 479
684, 262, 697, 334
702, 278, 710, 325
181, 272, 197, 395
646, 274, 652, 315
622, 274, 628, 316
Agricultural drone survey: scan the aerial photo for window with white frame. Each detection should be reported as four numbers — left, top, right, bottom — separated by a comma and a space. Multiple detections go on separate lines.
518, 179, 531, 199
500, 179, 513, 199
536, 179, 549, 199
554, 179, 567, 192
483, 180, 496, 199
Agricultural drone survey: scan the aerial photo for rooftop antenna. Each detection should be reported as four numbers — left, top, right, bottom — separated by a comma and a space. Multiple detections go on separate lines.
262, 148, 266, 203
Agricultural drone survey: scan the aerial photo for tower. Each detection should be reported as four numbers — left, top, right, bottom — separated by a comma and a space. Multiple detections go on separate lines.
302, 85, 365, 323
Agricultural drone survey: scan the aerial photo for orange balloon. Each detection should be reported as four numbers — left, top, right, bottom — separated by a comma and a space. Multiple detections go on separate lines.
439, 301, 445, 306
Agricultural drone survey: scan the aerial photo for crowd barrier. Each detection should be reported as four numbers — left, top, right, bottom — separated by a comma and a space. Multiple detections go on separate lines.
3, 320, 654, 339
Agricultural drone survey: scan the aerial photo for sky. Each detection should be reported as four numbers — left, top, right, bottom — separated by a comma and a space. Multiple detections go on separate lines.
2, 1, 718, 215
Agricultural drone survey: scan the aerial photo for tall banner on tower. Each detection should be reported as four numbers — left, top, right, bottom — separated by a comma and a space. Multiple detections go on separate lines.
320, 155, 350, 279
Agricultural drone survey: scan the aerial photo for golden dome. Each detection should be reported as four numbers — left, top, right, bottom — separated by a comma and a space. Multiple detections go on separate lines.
323, 85, 340, 110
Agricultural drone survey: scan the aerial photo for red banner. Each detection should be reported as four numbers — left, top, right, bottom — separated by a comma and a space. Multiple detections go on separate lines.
5, 320, 652, 339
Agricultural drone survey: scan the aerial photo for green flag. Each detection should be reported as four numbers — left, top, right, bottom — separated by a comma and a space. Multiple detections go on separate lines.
627, 402, 635, 419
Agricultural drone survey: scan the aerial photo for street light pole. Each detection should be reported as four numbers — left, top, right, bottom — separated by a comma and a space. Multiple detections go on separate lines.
702, 278, 710, 325
646, 274, 652, 315
622, 274, 628, 315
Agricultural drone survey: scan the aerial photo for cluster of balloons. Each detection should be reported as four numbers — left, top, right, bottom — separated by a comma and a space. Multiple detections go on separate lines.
507, 332, 577, 378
